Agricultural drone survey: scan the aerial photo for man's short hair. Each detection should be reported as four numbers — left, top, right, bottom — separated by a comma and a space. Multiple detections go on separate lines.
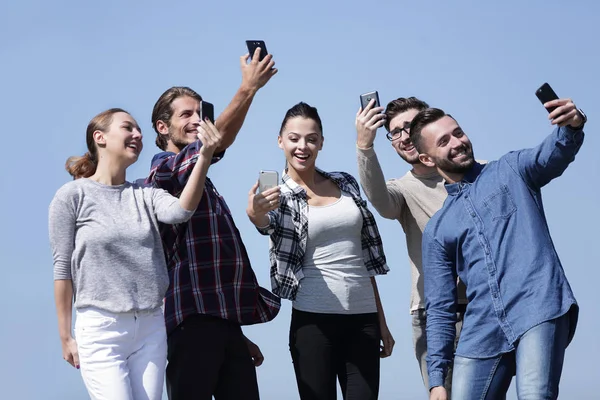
384, 97, 429, 132
409, 108, 450, 153
152, 87, 202, 150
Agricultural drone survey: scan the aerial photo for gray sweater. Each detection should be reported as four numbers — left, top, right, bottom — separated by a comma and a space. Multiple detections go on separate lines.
49, 178, 194, 313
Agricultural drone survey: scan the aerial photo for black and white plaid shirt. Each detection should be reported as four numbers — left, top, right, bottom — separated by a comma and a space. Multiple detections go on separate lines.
257, 169, 389, 300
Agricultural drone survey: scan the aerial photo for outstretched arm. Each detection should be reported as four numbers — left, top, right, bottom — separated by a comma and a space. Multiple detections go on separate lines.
214, 47, 278, 153
512, 98, 585, 191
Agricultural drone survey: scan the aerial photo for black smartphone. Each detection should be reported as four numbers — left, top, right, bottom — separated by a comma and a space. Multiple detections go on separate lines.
535, 83, 559, 113
201, 101, 214, 123
360, 91, 381, 111
246, 40, 268, 61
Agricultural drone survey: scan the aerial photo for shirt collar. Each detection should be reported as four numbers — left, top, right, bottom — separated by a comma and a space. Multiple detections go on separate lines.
281, 171, 305, 196
445, 162, 485, 195
281, 168, 346, 196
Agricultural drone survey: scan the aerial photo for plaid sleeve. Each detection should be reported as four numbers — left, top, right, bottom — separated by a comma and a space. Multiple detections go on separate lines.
265, 197, 306, 300
145, 140, 225, 196
256, 210, 279, 236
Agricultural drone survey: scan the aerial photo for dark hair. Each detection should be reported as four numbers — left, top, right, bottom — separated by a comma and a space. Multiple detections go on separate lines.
279, 102, 323, 136
65, 108, 129, 179
409, 108, 449, 153
152, 87, 202, 150
384, 97, 429, 132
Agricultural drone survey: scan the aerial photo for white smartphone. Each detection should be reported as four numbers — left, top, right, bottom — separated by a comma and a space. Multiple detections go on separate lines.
258, 170, 279, 193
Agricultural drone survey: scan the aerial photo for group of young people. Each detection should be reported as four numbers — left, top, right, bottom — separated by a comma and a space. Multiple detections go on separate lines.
49, 46, 586, 400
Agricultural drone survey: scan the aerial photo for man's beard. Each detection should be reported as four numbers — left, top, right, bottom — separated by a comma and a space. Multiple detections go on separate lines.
169, 129, 193, 152
434, 146, 475, 174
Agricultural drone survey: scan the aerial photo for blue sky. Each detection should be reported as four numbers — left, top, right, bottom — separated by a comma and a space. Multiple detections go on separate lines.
1, 1, 598, 398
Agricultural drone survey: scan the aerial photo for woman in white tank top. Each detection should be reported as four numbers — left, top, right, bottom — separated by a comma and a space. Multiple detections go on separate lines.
247, 102, 395, 400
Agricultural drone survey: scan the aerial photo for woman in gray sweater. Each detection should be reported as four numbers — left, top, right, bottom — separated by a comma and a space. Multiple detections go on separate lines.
48, 108, 220, 400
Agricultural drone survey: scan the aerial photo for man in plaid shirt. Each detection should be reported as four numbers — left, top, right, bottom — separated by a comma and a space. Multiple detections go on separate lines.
145, 48, 281, 400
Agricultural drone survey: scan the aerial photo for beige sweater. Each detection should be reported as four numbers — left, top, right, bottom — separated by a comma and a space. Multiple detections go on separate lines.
357, 146, 467, 313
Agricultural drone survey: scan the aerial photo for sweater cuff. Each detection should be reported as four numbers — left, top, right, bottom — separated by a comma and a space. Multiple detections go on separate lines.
356, 144, 376, 157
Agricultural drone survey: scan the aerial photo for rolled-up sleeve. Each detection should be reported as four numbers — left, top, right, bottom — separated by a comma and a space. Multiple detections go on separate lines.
256, 210, 278, 236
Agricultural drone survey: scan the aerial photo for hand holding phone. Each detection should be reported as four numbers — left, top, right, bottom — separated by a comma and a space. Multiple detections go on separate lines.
247, 172, 281, 227
246, 40, 268, 62
356, 90, 386, 148
201, 101, 214, 123
535, 83, 559, 114
535, 83, 586, 128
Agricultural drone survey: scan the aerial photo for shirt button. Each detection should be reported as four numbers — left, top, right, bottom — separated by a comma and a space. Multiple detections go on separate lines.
465, 195, 469, 199
470, 212, 476, 217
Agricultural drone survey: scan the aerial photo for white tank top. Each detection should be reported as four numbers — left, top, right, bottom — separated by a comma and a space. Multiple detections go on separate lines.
293, 192, 376, 314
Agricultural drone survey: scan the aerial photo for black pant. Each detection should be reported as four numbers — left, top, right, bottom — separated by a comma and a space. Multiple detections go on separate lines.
289, 309, 381, 400
166, 314, 259, 400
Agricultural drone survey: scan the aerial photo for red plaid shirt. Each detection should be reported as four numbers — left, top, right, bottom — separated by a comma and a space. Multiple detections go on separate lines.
146, 140, 281, 334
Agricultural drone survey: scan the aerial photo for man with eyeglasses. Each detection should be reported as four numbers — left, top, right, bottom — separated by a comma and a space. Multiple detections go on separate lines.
355, 97, 466, 398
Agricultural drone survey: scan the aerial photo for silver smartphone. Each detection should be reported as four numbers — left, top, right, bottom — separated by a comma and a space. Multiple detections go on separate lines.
258, 170, 279, 193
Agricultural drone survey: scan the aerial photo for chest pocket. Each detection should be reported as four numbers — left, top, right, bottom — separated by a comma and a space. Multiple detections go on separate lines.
482, 185, 517, 220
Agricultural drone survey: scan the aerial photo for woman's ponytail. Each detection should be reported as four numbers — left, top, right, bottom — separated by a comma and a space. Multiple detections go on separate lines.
65, 152, 97, 179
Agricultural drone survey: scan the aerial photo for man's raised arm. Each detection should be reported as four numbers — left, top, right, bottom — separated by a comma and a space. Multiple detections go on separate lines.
214, 47, 278, 153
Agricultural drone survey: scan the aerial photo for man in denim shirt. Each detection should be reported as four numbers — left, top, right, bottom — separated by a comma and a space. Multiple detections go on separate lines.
410, 97, 585, 400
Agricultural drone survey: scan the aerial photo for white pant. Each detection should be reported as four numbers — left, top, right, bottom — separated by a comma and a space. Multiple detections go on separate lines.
75, 306, 167, 400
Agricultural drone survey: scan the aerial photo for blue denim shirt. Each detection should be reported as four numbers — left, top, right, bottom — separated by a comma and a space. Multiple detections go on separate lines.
423, 126, 583, 389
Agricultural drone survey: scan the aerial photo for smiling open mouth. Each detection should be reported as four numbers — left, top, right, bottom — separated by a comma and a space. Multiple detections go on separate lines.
451, 149, 469, 160
127, 143, 140, 152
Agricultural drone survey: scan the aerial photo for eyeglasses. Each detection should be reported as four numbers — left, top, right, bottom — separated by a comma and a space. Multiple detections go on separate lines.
386, 125, 410, 142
